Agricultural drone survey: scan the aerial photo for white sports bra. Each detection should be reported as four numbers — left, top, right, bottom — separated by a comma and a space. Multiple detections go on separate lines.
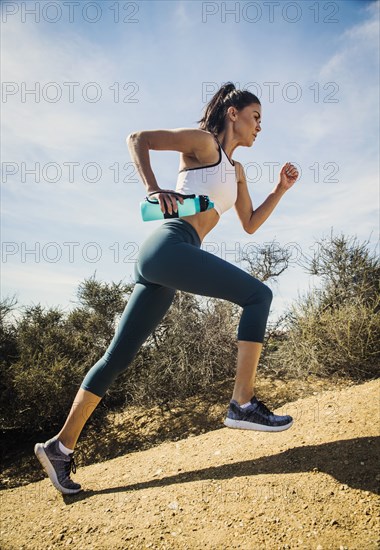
175, 134, 238, 216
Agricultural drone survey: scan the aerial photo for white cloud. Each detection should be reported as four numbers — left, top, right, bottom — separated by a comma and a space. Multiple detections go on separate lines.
172, 1, 195, 30
1, 20, 130, 159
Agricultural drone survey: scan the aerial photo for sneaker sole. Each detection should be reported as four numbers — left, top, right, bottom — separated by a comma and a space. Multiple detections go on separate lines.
34, 443, 82, 495
224, 418, 293, 432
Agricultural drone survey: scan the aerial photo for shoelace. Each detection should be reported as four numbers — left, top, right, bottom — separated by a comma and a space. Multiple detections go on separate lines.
65, 454, 77, 476
255, 399, 273, 417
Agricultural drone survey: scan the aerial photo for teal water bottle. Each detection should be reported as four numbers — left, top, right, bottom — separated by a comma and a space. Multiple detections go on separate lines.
140, 191, 214, 221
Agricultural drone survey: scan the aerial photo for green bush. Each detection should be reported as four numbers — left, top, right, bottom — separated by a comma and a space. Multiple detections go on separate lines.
0, 276, 133, 435
0, 296, 20, 432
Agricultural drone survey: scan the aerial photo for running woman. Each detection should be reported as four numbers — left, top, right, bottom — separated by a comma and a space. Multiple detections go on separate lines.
34, 82, 299, 494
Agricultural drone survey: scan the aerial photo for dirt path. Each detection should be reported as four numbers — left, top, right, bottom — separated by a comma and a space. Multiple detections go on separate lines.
1, 380, 379, 550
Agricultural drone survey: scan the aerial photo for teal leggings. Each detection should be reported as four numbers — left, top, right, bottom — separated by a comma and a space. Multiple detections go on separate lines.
81, 219, 273, 397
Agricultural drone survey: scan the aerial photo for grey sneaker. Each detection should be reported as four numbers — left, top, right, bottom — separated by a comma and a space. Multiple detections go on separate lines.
34, 436, 82, 494
224, 396, 293, 432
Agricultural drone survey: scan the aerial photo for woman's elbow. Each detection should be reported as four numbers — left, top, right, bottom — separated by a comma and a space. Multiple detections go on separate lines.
125, 132, 139, 143
243, 213, 256, 234
126, 131, 140, 144
244, 226, 256, 235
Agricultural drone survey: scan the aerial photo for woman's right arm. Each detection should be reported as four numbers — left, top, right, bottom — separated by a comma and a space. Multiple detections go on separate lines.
126, 129, 213, 214
126, 131, 161, 195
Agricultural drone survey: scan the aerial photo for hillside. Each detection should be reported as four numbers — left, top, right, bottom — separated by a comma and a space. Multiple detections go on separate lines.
1, 380, 379, 550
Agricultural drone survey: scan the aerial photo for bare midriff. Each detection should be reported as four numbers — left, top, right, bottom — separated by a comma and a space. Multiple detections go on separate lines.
179, 207, 220, 244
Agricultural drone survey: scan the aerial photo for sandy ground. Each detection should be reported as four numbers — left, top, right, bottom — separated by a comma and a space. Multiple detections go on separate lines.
1, 379, 379, 550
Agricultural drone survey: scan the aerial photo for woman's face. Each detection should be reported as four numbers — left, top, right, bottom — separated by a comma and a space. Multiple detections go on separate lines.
230, 102, 262, 146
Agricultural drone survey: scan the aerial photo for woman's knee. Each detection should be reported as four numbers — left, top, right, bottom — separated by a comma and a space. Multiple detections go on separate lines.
262, 283, 273, 306
245, 279, 273, 307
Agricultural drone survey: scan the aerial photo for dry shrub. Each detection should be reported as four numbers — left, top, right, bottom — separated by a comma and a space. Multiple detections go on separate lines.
115, 292, 239, 405
271, 294, 379, 380
269, 232, 379, 380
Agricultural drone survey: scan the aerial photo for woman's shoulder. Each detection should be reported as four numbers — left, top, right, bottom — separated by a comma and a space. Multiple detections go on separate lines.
177, 128, 218, 154
179, 128, 217, 143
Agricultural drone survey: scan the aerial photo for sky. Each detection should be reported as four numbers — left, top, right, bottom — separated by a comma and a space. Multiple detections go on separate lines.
1, 0, 379, 324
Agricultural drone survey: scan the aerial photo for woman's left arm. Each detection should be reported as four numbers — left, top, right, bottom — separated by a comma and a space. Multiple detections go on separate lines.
234, 161, 299, 235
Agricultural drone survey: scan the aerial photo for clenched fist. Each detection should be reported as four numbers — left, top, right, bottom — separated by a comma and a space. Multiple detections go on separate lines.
278, 163, 299, 191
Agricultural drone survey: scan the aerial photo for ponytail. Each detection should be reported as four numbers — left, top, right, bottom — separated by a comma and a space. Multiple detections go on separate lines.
197, 81, 260, 135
